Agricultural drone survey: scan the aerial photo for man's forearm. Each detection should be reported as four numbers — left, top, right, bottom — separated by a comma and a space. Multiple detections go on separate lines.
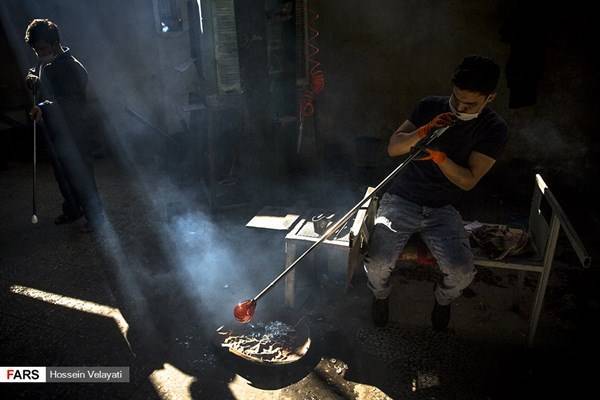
387, 129, 423, 156
436, 158, 476, 191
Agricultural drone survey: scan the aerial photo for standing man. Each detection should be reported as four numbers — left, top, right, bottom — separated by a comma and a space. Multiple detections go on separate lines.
365, 55, 508, 330
25, 19, 104, 232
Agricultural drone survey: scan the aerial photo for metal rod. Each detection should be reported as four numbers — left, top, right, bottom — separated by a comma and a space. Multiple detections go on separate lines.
528, 213, 561, 347
33, 119, 37, 215
253, 126, 450, 302
32, 86, 38, 224
534, 174, 591, 268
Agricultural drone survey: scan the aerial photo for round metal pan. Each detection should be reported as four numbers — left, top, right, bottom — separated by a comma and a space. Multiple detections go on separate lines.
214, 316, 311, 365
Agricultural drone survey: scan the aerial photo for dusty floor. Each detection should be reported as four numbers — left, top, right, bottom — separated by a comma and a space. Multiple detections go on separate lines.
1, 158, 599, 399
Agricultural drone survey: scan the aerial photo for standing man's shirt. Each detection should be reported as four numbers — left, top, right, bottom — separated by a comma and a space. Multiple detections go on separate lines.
34, 47, 87, 101
31, 47, 89, 145
388, 96, 508, 207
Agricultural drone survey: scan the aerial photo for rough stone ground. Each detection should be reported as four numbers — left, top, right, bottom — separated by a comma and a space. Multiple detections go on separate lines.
1, 158, 598, 399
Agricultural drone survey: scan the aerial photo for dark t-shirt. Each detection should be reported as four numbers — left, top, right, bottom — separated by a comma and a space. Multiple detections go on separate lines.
387, 96, 508, 207
32, 47, 88, 107
30, 48, 90, 149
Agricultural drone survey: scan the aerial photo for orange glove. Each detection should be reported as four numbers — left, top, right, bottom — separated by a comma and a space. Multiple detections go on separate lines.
418, 148, 447, 164
415, 112, 455, 138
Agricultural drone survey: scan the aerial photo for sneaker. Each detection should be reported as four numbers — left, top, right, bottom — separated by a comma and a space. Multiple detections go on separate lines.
372, 297, 389, 327
54, 213, 83, 225
79, 222, 95, 233
431, 300, 451, 332
80, 214, 108, 233
80, 219, 109, 234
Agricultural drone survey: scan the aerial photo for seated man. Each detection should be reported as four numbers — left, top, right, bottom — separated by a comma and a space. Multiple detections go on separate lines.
364, 55, 508, 330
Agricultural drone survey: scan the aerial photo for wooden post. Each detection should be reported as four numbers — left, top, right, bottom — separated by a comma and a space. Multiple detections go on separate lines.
284, 241, 297, 308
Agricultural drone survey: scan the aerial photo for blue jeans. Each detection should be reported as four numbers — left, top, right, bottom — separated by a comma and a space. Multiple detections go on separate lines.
364, 193, 475, 305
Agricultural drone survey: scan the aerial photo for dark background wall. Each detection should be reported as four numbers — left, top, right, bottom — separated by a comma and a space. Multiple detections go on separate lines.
317, 0, 510, 160
314, 1, 598, 200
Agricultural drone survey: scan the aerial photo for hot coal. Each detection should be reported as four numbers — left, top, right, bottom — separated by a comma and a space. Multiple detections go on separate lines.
218, 321, 309, 364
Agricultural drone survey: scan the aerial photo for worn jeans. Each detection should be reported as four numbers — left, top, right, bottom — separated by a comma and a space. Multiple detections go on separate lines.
364, 193, 475, 305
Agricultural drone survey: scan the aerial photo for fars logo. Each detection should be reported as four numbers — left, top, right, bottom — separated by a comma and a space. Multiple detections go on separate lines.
0, 367, 46, 383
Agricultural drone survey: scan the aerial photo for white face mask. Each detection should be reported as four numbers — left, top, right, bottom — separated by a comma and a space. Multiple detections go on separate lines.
448, 97, 480, 121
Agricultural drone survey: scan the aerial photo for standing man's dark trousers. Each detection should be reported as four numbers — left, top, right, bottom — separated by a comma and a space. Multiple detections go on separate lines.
42, 109, 104, 227
42, 126, 81, 220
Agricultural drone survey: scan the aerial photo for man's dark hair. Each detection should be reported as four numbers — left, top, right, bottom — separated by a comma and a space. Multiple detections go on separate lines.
451, 55, 500, 95
25, 19, 60, 47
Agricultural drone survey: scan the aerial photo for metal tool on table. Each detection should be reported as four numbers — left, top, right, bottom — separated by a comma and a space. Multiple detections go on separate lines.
311, 213, 335, 235
234, 125, 451, 323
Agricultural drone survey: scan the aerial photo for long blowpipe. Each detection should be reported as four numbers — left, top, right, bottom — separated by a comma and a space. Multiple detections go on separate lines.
234, 126, 451, 323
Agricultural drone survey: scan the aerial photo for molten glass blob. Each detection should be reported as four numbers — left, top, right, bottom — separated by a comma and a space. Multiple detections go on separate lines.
233, 299, 256, 323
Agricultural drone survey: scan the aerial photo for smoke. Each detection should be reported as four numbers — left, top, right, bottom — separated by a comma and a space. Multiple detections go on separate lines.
167, 212, 243, 317
0, 0, 250, 328
0, 0, 370, 337
514, 118, 588, 178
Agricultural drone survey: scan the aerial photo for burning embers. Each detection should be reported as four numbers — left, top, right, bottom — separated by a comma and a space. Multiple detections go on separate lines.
217, 320, 310, 364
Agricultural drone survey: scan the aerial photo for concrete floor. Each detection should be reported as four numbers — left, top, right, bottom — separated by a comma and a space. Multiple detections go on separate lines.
1, 158, 598, 399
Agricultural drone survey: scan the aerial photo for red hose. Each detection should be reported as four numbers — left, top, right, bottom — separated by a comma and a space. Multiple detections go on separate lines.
300, 0, 324, 118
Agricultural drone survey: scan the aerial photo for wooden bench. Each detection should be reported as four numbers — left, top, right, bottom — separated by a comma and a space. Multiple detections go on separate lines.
347, 174, 591, 346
